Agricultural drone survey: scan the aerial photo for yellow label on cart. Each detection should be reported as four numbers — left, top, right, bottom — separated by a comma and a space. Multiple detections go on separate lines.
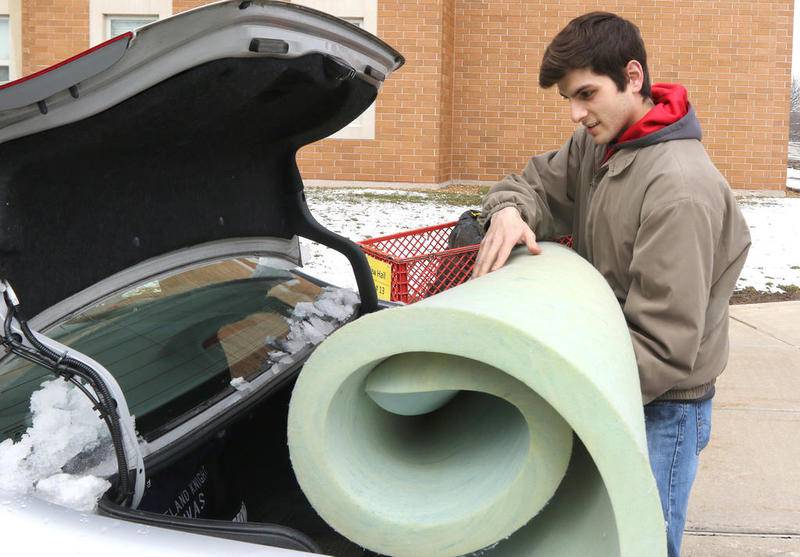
367, 256, 392, 301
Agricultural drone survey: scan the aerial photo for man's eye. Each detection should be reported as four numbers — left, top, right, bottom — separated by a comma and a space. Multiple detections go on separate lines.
581, 90, 594, 100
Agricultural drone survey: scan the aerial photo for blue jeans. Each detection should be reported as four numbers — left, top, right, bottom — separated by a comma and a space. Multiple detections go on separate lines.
644, 398, 713, 557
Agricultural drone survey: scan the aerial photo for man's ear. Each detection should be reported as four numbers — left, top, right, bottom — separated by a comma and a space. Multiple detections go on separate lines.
625, 60, 645, 94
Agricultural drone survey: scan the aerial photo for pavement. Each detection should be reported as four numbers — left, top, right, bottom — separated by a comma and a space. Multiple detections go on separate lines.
682, 301, 800, 556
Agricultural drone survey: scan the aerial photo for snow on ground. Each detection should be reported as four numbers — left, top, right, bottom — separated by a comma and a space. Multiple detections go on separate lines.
301, 189, 474, 290
736, 196, 800, 291
788, 141, 800, 162
302, 188, 799, 294
786, 142, 799, 191
787, 167, 800, 192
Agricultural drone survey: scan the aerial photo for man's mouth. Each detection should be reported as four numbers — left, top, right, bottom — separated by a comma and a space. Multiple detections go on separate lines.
585, 121, 599, 129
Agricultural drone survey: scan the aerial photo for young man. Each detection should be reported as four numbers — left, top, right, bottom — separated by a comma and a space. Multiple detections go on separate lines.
473, 12, 751, 557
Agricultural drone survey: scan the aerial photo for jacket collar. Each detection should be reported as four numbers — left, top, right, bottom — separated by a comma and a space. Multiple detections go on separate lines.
602, 99, 703, 176
605, 149, 639, 177
616, 104, 702, 151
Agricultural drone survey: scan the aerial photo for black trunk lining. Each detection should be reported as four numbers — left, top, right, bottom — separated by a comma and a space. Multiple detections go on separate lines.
0, 54, 377, 317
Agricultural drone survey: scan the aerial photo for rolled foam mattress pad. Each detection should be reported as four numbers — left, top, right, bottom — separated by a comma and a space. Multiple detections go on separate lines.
288, 243, 667, 556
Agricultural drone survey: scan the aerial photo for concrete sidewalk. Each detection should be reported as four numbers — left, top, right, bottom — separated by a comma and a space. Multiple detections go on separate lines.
683, 301, 800, 556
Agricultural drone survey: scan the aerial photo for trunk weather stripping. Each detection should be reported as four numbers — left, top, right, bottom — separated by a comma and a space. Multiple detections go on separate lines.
0, 280, 145, 508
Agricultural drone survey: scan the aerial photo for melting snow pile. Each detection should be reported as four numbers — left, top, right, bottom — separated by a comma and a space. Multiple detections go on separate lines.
0, 378, 112, 512
265, 286, 360, 374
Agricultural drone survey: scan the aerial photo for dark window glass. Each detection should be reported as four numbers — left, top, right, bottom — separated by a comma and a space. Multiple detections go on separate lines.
0, 258, 324, 442
107, 15, 158, 39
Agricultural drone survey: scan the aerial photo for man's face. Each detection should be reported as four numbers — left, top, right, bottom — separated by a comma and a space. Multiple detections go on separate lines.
557, 67, 641, 145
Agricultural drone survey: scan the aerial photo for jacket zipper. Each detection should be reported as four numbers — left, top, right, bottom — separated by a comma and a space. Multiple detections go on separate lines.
582, 164, 610, 259
587, 165, 609, 214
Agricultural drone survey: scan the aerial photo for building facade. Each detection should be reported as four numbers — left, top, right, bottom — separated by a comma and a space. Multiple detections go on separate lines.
2, 0, 793, 192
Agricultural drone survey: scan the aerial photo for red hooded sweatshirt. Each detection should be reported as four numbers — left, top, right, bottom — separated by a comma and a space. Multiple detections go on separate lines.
602, 83, 690, 164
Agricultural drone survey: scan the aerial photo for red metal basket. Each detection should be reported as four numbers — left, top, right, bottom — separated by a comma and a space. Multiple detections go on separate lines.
358, 221, 476, 304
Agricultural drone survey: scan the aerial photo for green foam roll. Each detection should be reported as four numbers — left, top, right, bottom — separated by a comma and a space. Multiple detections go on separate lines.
287, 243, 666, 556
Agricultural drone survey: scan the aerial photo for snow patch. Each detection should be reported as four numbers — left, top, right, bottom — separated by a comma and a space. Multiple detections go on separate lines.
787, 167, 800, 191
359, 188, 428, 197
265, 286, 360, 373
736, 197, 800, 291
229, 377, 253, 392
301, 187, 799, 293
35, 473, 111, 513
0, 378, 114, 511
788, 141, 800, 162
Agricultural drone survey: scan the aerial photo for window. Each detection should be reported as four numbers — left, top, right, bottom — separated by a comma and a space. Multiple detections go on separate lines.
106, 14, 158, 40
89, 0, 171, 47
0, 1, 20, 83
0, 257, 329, 442
291, 0, 378, 140
342, 17, 364, 29
0, 16, 9, 83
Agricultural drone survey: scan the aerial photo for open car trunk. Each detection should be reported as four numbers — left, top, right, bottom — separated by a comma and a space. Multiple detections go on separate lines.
0, 3, 404, 554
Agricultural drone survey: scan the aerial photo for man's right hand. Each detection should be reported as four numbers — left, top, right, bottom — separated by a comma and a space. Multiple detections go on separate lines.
472, 206, 542, 278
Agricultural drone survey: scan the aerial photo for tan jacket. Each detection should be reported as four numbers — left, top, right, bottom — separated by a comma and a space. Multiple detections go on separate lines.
480, 108, 751, 404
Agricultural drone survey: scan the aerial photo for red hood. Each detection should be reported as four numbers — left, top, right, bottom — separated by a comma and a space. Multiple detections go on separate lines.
603, 83, 690, 162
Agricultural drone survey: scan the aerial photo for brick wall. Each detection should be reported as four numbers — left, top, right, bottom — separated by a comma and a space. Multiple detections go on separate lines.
449, 0, 793, 192
438, 0, 455, 183
173, 0, 207, 13
21, 0, 89, 76
15, 1, 793, 191
180, 0, 456, 186
296, 0, 451, 184
297, 0, 793, 191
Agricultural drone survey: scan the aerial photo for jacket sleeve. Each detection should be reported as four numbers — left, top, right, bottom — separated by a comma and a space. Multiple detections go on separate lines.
479, 130, 583, 240
623, 197, 718, 403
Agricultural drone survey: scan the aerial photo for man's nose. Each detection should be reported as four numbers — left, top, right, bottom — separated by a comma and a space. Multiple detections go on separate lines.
570, 101, 587, 124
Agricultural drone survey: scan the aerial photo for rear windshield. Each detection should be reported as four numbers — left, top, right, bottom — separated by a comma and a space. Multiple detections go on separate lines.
0, 257, 330, 442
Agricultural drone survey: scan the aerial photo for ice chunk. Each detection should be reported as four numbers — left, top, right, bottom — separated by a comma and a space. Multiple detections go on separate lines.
27, 380, 110, 472
229, 377, 253, 392
264, 286, 359, 368
0, 436, 34, 493
35, 473, 111, 512
292, 301, 319, 319
252, 265, 294, 281
0, 378, 115, 511
314, 297, 351, 321
264, 335, 278, 349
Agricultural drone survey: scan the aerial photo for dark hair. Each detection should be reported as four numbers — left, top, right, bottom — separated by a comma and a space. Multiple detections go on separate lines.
539, 12, 651, 98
